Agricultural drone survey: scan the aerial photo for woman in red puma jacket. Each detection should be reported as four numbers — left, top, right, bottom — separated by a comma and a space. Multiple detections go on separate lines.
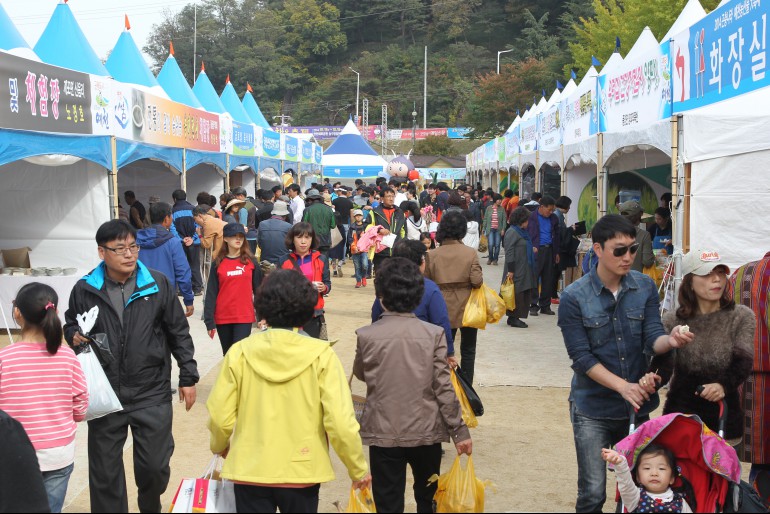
279, 222, 332, 339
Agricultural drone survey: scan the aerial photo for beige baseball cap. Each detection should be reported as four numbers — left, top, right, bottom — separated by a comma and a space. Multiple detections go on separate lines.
681, 249, 730, 276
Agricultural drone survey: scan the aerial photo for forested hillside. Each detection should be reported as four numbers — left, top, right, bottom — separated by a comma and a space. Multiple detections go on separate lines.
144, 0, 719, 137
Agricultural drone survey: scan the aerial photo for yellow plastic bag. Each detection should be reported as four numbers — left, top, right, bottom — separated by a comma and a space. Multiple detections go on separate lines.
431, 455, 487, 513
462, 287, 487, 330
482, 284, 506, 325
499, 278, 516, 312
478, 234, 488, 253
643, 264, 663, 287
450, 369, 478, 428
344, 486, 376, 513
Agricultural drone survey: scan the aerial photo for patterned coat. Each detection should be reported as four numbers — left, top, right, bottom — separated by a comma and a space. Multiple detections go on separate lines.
730, 252, 770, 464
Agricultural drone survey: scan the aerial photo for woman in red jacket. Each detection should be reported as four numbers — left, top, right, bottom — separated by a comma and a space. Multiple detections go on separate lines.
279, 222, 332, 339
204, 223, 263, 355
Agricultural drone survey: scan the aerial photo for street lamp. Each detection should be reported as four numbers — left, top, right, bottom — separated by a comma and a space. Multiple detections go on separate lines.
497, 49, 515, 74
349, 67, 360, 123
411, 108, 417, 152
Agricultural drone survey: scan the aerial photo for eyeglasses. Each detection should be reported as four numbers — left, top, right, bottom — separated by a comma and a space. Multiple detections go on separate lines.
612, 243, 640, 257
101, 244, 140, 256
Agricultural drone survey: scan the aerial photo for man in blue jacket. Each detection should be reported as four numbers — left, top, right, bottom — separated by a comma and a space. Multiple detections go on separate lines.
171, 189, 203, 295
371, 239, 457, 368
137, 202, 195, 317
528, 195, 561, 316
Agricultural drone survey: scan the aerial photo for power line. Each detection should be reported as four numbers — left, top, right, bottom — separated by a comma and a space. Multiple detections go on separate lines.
10, 1, 190, 23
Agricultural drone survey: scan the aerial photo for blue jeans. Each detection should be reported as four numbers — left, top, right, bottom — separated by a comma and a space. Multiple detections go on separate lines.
487, 229, 501, 262
352, 253, 369, 281
42, 463, 74, 513
570, 402, 648, 512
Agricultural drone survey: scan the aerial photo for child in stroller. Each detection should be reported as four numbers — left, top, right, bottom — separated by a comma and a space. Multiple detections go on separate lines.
603, 444, 695, 512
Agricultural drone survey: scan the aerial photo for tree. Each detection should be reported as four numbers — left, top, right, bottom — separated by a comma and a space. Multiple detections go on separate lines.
464, 59, 556, 138
517, 10, 560, 60
415, 135, 457, 156
430, 0, 481, 43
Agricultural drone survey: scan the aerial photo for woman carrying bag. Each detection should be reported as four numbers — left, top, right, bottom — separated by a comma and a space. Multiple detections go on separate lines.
502, 207, 537, 329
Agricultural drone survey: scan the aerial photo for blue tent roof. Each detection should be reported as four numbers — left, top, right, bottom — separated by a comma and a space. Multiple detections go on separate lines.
324, 119, 380, 156
242, 90, 271, 129
0, 4, 31, 51
192, 70, 227, 114
106, 31, 160, 89
33, 2, 109, 76
220, 81, 253, 124
157, 54, 202, 109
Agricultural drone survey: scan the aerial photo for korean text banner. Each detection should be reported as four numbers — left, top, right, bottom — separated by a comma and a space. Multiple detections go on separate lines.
598, 43, 672, 132
1, 52, 92, 134
520, 116, 538, 154
263, 129, 281, 158
504, 127, 520, 162
497, 136, 505, 162
672, 0, 769, 112
284, 135, 299, 162
301, 140, 313, 163
563, 70, 599, 146
232, 121, 255, 156
539, 103, 563, 152
314, 144, 322, 165
90, 75, 220, 152
484, 139, 496, 163
447, 127, 470, 139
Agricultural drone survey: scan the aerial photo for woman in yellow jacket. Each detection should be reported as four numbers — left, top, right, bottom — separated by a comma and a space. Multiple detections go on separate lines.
207, 269, 371, 512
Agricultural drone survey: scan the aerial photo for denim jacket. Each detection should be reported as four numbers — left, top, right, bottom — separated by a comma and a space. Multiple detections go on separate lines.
558, 267, 666, 420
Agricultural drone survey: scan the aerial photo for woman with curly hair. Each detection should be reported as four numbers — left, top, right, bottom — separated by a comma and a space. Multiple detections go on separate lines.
423, 211, 484, 383
207, 269, 371, 513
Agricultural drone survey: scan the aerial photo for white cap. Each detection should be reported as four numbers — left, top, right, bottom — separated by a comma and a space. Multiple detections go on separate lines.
681, 250, 730, 276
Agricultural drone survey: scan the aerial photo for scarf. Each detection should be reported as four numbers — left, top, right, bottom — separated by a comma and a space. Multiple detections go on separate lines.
514, 225, 536, 270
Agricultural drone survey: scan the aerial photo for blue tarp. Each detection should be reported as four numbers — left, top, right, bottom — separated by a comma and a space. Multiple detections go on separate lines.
229, 155, 260, 172
33, 2, 109, 76
186, 149, 227, 172
157, 54, 202, 109
323, 166, 386, 179
242, 90, 271, 130
0, 128, 112, 169
116, 140, 184, 172
0, 3, 31, 51
192, 71, 226, 114
106, 31, 161, 89
220, 82, 252, 124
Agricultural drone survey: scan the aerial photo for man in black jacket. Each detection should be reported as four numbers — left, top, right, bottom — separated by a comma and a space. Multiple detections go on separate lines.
171, 189, 203, 295
64, 220, 199, 513
363, 187, 406, 272
0, 409, 50, 513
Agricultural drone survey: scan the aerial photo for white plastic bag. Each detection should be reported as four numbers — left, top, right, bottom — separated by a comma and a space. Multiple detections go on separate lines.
78, 346, 122, 421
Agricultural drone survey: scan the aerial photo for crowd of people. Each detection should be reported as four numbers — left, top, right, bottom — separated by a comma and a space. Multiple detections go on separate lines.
0, 177, 768, 514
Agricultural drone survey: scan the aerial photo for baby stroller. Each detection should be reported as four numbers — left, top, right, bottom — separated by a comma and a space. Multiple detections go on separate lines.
613, 410, 768, 512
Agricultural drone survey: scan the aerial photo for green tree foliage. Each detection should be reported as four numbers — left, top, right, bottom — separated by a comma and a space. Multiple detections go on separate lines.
517, 10, 560, 60
414, 135, 456, 155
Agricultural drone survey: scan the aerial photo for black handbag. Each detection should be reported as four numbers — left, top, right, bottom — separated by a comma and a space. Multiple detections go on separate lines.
454, 366, 483, 417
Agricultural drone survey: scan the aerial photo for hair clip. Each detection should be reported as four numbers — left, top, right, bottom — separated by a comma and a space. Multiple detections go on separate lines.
45, 302, 55, 311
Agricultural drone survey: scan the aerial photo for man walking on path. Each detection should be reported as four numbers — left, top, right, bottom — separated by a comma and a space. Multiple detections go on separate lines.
171, 190, 203, 296
257, 200, 292, 265
302, 189, 337, 256
64, 220, 199, 513
528, 196, 560, 316
137, 202, 195, 317
557, 214, 693, 512
231, 187, 258, 253
363, 187, 406, 272
287, 184, 305, 225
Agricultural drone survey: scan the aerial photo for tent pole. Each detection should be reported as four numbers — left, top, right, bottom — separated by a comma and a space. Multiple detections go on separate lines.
257, 157, 261, 191
597, 133, 604, 217
561, 145, 566, 197
110, 137, 119, 220
182, 149, 187, 192
225, 155, 230, 193
673, 115, 684, 310
535, 151, 540, 192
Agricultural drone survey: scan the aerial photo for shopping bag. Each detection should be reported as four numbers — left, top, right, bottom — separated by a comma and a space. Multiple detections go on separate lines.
478, 234, 488, 253
78, 345, 122, 421
643, 264, 663, 287
482, 284, 506, 325
344, 486, 377, 513
169, 457, 235, 513
169, 478, 196, 513
461, 288, 487, 330
450, 368, 478, 429
454, 366, 483, 417
430, 455, 488, 513
499, 278, 516, 311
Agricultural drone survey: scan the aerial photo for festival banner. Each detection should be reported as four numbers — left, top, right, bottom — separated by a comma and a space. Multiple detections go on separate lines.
539, 102, 563, 152
276, 125, 342, 139
219, 116, 233, 155
301, 140, 313, 164
253, 126, 264, 157
562, 69, 599, 146
232, 120, 255, 156
598, 42, 672, 132
0, 51, 92, 134
447, 127, 470, 139
90, 76, 130, 139
504, 126, 520, 162
497, 136, 506, 162
314, 144, 323, 165
672, 0, 769, 112
263, 129, 281, 158
484, 139, 496, 164
418, 167, 466, 180
520, 116, 539, 154
283, 135, 299, 162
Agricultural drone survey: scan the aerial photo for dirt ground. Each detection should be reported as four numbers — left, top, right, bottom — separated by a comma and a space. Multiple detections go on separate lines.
2, 257, 748, 512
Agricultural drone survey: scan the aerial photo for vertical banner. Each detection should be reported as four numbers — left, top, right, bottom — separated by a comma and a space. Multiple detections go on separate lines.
504, 126, 520, 163
253, 126, 264, 157
262, 129, 281, 159
598, 42, 672, 132
539, 102, 563, 152
497, 136, 505, 163
284, 135, 299, 163
520, 116, 539, 154
232, 121, 255, 156
563, 69, 599, 146
301, 140, 313, 164
673, 1, 769, 112
314, 144, 323, 165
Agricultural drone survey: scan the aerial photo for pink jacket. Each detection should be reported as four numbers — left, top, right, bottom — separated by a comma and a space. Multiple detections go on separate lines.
356, 225, 389, 254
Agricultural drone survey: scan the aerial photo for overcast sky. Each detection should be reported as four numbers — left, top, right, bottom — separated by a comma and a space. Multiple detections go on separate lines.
4, 0, 191, 64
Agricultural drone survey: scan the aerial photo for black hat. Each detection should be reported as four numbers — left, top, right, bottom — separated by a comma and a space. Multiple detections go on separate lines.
223, 223, 246, 238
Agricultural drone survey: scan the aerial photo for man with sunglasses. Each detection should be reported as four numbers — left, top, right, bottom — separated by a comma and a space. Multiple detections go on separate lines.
63, 219, 199, 513
557, 214, 694, 512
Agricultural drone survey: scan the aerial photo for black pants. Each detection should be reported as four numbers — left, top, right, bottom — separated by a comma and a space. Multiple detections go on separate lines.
507, 288, 532, 320
248, 239, 257, 255
88, 403, 174, 513
370, 444, 442, 513
372, 253, 389, 273
183, 243, 203, 293
303, 315, 324, 339
216, 323, 252, 355
234, 483, 320, 513
450, 327, 478, 384
530, 245, 555, 310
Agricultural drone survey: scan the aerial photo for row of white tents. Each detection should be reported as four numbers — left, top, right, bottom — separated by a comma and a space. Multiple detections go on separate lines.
467, 0, 770, 271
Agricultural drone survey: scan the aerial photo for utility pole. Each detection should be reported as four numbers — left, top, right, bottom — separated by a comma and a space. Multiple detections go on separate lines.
193, 4, 197, 83
381, 104, 388, 156
349, 67, 360, 123
411, 102, 417, 153
497, 48, 515, 74
272, 114, 292, 128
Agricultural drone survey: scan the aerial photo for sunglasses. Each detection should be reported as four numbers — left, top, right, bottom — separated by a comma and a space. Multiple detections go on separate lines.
612, 243, 640, 257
